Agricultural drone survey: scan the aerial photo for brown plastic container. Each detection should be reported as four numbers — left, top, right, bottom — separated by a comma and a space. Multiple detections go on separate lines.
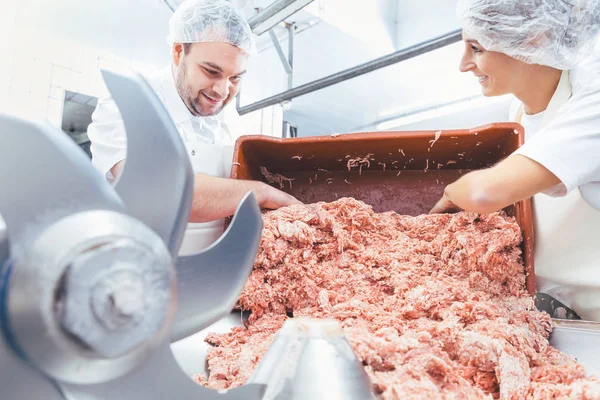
231, 123, 535, 295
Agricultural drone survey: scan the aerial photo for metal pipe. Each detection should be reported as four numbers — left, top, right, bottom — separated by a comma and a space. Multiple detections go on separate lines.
249, 0, 296, 28
288, 23, 295, 89
269, 30, 293, 74
248, 0, 315, 35
237, 28, 463, 116
162, 0, 176, 12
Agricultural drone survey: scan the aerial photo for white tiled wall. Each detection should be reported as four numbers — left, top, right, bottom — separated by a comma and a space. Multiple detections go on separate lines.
0, 35, 159, 128
0, 35, 283, 137
0, 0, 283, 137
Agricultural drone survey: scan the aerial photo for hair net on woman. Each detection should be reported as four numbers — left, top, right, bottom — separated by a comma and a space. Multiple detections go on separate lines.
167, 0, 256, 55
457, 0, 600, 70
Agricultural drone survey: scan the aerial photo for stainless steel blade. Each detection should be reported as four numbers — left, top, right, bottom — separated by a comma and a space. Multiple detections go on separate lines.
172, 192, 263, 341
103, 69, 194, 258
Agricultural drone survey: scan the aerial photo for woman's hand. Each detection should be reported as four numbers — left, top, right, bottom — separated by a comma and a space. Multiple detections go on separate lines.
429, 190, 462, 214
429, 155, 561, 214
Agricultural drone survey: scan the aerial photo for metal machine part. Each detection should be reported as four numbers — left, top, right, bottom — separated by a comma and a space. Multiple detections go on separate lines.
549, 320, 600, 377
250, 318, 376, 400
237, 29, 462, 115
7, 210, 174, 384
0, 69, 265, 399
176, 314, 600, 398
536, 293, 581, 320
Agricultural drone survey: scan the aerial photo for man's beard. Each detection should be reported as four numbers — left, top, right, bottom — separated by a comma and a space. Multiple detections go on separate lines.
175, 58, 226, 117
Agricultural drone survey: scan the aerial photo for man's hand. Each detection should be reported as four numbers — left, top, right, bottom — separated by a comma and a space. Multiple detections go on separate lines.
190, 173, 301, 222
108, 161, 300, 222
257, 182, 302, 210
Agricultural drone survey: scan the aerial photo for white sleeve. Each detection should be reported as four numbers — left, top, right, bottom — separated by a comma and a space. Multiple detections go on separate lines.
512, 88, 600, 195
87, 95, 127, 179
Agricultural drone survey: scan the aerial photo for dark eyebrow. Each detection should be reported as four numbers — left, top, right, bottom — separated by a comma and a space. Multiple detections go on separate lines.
202, 62, 224, 72
202, 62, 247, 76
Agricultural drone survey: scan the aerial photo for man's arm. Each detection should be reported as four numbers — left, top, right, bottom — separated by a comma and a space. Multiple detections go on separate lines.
111, 162, 300, 221
189, 173, 301, 222
430, 155, 561, 214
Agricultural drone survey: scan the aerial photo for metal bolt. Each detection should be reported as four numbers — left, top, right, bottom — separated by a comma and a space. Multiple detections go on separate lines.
58, 239, 171, 358
90, 266, 146, 331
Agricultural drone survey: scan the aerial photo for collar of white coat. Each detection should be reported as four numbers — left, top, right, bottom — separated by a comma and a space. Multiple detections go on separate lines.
157, 65, 227, 126
515, 70, 573, 129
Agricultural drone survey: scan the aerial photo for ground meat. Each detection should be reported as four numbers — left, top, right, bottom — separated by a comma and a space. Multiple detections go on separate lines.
347, 153, 374, 175
196, 198, 599, 399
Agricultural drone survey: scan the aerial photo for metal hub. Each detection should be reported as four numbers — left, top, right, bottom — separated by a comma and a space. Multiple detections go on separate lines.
5, 210, 175, 384
59, 237, 172, 359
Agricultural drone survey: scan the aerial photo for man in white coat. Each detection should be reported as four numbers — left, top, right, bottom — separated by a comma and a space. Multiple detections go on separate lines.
88, 0, 299, 254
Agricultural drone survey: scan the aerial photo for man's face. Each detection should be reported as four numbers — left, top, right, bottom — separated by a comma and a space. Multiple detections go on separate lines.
172, 42, 249, 117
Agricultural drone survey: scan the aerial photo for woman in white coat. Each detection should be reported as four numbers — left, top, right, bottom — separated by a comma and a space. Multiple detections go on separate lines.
431, 0, 600, 320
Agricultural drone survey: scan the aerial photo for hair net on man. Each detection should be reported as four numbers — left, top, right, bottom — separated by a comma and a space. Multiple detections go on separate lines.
167, 0, 256, 55
457, 0, 600, 70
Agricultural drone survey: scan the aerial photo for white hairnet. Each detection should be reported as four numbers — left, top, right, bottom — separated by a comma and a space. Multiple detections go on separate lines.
167, 0, 256, 55
457, 0, 600, 69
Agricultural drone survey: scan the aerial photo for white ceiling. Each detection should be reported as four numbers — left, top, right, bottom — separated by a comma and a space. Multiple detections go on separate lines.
5, 0, 490, 136
238, 0, 486, 136
7, 0, 173, 67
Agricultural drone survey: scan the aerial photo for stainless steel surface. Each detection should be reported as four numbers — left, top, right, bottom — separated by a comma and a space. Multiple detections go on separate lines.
171, 312, 246, 377
250, 318, 375, 400
0, 69, 265, 399
180, 313, 600, 398
60, 341, 266, 400
0, 336, 66, 399
176, 316, 375, 400
550, 319, 600, 377
248, 0, 315, 36
172, 192, 263, 342
7, 210, 174, 384
104, 70, 193, 258
237, 29, 463, 115
0, 114, 124, 257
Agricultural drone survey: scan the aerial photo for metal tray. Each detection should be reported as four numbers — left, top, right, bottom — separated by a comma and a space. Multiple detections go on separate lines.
171, 315, 600, 380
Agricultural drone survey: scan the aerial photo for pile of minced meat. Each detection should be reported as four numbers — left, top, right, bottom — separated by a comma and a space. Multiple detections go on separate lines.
195, 198, 600, 399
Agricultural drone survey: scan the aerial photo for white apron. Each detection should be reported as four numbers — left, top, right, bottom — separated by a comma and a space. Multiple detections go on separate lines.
177, 143, 235, 256
515, 71, 600, 321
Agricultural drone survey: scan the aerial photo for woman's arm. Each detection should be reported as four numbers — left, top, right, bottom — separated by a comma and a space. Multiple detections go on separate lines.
430, 155, 561, 214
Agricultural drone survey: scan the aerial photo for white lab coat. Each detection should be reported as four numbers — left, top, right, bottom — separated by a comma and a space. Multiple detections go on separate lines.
509, 61, 600, 320
87, 65, 244, 255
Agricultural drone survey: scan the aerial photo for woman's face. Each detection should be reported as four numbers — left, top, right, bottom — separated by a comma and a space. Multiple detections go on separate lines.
459, 32, 528, 97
